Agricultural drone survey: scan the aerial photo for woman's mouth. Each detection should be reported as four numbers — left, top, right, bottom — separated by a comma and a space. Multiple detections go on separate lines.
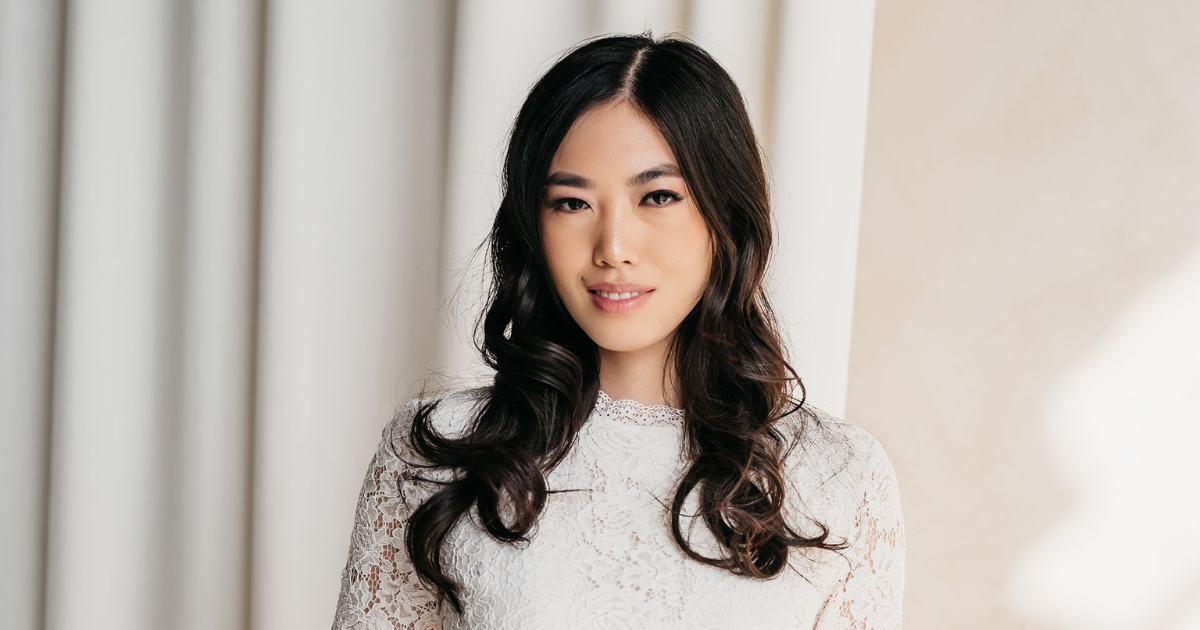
588, 289, 653, 314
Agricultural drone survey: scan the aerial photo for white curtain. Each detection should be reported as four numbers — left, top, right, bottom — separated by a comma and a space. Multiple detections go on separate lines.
0, 1, 876, 629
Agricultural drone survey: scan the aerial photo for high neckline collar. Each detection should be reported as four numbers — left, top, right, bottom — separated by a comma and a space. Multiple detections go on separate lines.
594, 390, 685, 427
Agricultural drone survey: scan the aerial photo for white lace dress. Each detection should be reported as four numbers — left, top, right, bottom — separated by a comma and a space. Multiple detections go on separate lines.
332, 389, 905, 629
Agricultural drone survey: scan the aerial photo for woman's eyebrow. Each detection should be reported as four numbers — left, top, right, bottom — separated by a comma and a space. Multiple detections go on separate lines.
543, 163, 682, 190
628, 164, 681, 186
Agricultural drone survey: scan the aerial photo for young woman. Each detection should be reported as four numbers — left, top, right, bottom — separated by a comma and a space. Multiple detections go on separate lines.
332, 33, 905, 629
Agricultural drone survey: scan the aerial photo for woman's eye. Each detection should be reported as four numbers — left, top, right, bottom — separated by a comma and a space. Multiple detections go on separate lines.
645, 190, 682, 207
549, 197, 589, 213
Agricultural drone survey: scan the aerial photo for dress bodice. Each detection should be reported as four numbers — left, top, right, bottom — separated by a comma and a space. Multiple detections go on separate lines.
332, 389, 906, 629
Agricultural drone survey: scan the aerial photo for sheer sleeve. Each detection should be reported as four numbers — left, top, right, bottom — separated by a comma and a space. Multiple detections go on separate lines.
332, 399, 442, 630
812, 432, 907, 630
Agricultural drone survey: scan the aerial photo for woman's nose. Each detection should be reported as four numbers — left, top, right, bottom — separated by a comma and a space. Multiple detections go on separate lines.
593, 201, 639, 267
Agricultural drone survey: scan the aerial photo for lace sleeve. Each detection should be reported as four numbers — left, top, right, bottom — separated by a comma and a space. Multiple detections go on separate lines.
332, 399, 442, 630
813, 431, 906, 630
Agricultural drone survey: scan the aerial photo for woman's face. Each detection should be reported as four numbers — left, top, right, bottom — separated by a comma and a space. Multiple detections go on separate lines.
541, 99, 712, 355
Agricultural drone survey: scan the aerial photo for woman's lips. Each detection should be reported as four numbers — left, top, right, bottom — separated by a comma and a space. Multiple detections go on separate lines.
589, 289, 653, 314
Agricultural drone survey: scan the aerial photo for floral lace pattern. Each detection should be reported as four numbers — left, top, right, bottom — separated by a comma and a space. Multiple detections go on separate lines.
332, 399, 443, 630
332, 391, 905, 629
593, 390, 685, 427
803, 408, 907, 629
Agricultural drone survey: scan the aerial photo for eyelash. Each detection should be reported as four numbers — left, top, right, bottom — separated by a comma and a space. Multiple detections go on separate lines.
546, 190, 683, 213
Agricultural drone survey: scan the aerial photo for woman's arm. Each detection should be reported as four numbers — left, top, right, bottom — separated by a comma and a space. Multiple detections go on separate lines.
813, 432, 907, 630
332, 399, 443, 630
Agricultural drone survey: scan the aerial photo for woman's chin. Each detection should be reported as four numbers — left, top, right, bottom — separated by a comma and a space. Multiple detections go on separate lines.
587, 331, 667, 355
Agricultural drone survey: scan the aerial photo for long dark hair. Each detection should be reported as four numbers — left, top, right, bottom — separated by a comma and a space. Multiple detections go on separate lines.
400, 32, 850, 615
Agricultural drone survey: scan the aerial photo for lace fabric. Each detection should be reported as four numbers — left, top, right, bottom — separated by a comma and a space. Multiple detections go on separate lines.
332, 391, 905, 629
593, 390, 685, 427
805, 413, 907, 629
331, 400, 442, 630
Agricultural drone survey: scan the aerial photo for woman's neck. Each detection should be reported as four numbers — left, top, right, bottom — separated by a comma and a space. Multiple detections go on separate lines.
596, 338, 679, 408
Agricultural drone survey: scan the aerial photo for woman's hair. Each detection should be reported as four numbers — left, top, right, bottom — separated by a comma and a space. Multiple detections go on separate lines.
398, 31, 849, 615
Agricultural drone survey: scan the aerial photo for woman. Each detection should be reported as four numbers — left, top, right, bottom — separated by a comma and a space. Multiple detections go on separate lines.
332, 32, 905, 629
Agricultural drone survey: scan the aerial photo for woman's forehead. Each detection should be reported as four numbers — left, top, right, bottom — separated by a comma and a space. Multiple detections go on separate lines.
549, 102, 678, 180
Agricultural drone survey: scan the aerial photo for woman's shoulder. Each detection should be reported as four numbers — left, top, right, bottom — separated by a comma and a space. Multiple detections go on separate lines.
374, 387, 489, 482
780, 403, 892, 471
384, 386, 489, 444
775, 401, 899, 522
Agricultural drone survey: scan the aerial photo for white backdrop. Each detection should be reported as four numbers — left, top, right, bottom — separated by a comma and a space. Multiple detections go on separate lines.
0, 1, 877, 629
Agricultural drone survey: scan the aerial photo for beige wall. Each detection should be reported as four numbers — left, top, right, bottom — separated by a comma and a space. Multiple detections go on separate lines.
852, 1, 1200, 628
